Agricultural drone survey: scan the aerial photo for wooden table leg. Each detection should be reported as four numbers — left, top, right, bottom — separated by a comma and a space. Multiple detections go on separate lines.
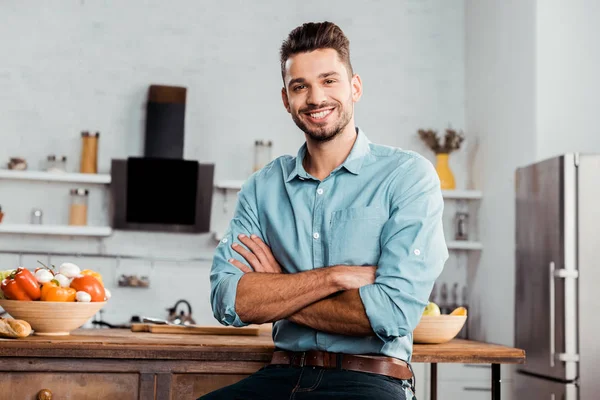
491, 363, 501, 400
430, 363, 437, 400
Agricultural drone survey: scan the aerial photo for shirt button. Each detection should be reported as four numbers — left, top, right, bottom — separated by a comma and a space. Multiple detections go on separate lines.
221, 238, 228, 243
313, 232, 320, 239
317, 188, 324, 195
414, 249, 421, 256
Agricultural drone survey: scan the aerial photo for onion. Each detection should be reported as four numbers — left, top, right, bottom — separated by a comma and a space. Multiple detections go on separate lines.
75, 291, 91, 302
104, 288, 112, 300
59, 262, 81, 278
53, 273, 71, 288
35, 269, 54, 284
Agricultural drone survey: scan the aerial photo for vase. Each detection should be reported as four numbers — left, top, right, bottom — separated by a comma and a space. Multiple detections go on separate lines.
435, 153, 455, 190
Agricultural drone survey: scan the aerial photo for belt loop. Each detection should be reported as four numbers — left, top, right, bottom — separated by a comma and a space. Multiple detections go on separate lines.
300, 352, 306, 367
336, 353, 343, 369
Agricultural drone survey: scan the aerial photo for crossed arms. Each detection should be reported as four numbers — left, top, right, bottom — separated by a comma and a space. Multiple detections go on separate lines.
209, 157, 448, 340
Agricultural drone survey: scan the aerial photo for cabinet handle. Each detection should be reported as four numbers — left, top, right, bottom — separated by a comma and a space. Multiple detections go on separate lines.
463, 387, 491, 392
37, 389, 53, 400
549, 261, 556, 368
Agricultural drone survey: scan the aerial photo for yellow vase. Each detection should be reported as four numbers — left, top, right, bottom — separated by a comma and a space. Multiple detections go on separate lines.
435, 153, 455, 190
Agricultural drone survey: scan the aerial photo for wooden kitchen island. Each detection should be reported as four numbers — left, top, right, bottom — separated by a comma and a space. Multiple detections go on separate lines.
0, 329, 525, 400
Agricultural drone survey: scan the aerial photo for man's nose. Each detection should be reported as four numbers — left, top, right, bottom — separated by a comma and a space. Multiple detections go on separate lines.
306, 86, 326, 106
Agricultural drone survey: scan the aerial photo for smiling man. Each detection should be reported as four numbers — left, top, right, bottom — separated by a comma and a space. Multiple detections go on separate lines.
200, 21, 448, 400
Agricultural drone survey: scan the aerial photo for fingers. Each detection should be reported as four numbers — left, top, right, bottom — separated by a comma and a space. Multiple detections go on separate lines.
229, 258, 252, 273
231, 242, 262, 271
237, 234, 270, 267
250, 235, 279, 267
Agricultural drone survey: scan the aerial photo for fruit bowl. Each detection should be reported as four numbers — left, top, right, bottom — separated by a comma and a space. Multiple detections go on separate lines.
413, 314, 467, 344
0, 299, 106, 336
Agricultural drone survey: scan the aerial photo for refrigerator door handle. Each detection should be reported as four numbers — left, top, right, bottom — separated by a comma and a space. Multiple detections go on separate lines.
549, 261, 556, 368
550, 261, 580, 368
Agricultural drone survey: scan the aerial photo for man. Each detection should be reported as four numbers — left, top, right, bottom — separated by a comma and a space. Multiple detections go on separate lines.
201, 21, 448, 400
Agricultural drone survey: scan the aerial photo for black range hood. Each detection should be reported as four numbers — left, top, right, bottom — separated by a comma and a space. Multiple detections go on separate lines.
110, 85, 214, 234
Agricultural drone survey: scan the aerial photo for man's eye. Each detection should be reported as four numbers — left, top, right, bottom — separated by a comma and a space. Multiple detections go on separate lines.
293, 85, 306, 91
325, 79, 336, 84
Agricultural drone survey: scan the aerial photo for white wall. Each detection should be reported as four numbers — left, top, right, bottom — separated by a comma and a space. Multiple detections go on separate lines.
465, 0, 537, 394
0, 1, 467, 326
536, 0, 600, 160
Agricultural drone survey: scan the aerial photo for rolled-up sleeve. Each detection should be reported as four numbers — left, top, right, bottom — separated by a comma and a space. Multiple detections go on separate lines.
210, 176, 264, 327
359, 155, 448, 341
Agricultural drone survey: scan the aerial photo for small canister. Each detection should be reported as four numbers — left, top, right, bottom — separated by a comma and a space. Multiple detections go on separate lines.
31, 208, 43, 225
454, 211, 469, 240
69, 188, 89, 226
47, 155, 67, 173
80, 131, 99, 174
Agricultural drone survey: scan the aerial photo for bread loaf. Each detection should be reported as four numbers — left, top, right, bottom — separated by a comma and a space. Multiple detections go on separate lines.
0, 317, 32, 338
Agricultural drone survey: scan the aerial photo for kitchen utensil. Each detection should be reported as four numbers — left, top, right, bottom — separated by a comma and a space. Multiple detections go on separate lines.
166, 299, 196, 325
131, 323, 261, 336
413, 315, 467, 344
0, 299, 107, 336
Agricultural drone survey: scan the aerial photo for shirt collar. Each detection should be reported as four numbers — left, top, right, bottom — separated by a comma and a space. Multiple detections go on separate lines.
286, 127, 371, 182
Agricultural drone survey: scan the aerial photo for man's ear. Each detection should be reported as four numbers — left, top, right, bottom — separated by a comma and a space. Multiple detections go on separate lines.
351, 74, 363, 103
281, 87, 291, 113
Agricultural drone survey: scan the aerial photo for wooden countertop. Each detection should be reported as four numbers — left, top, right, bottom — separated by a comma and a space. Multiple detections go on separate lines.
0, 329, 525, 365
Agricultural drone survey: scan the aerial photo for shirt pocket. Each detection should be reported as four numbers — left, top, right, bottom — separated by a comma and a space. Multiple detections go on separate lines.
328, 206, 388, 266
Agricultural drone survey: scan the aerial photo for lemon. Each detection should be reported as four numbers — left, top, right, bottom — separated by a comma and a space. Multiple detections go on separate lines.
423, 302, 441, 316
450, 306, 468, 316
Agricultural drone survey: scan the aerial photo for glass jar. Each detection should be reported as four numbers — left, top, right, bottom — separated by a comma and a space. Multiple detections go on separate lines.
46, 155, 67, 173
69, 188, 89, 226
253, 140, 272, 172
80, 131, 99, 174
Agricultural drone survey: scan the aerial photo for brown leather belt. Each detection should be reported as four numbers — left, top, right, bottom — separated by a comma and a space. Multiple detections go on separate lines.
270, 350, 413, 381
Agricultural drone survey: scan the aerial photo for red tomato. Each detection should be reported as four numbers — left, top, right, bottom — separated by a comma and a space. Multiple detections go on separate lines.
70, 275, 105, 302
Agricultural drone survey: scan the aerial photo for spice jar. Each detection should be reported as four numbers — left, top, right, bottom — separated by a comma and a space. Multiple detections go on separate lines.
454, 211, 469, 240
0, 205, 4, 223
80, 131, 99, 174
69, 188, 89, 226
46, 155, 67, 173
31, 208, 43, 225
253, 140, 272, 172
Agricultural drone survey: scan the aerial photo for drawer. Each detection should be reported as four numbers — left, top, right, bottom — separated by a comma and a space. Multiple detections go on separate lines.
437, 381, 492, 400
0, 372, 139, 400
438, 363, 491, 381
171, 373, 250, 398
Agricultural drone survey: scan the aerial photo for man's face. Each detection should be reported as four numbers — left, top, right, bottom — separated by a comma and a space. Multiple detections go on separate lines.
281, 49, 362, 142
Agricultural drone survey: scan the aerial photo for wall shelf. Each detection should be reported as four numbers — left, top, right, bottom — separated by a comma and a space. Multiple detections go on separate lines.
214, 180, 245, 190
0, 169, 111, 184
446, 240, 482, 250
0, 224, 113, 237
441, 190, 482, 199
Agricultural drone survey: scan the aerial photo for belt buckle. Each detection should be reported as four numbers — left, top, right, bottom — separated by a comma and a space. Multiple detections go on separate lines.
292, 352, 306, 367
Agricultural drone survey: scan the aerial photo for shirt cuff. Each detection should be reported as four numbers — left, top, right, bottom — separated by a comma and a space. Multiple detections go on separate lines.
213, 273, 250, 328
359, 283, 403, 340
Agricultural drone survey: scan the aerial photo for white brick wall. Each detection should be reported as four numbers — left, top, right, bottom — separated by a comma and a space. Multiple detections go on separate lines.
0, 0, 466, 324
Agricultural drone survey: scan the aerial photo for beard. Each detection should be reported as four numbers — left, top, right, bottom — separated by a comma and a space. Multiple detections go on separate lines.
291, 97, 353, 143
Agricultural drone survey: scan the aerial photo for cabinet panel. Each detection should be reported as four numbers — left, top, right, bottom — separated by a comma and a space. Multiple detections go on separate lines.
172, 373, 250, 398
0, 372, 139, 400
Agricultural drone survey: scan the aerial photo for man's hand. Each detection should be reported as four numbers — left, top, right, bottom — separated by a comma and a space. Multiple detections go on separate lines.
230, 234, 282, 274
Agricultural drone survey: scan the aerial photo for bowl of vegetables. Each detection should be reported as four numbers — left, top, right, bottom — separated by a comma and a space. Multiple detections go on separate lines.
0, 262, 110, 336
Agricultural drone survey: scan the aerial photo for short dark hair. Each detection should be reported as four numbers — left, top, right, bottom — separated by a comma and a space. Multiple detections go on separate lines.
279, 21, 353, 82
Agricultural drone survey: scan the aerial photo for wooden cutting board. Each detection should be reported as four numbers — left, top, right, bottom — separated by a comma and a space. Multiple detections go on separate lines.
131, 323, 261, 336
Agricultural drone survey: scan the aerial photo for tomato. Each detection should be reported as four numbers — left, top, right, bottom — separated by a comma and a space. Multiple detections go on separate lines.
70, 275, 105, 302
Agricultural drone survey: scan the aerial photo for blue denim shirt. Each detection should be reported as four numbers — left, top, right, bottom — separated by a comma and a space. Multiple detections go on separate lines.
210, 127, 448, 362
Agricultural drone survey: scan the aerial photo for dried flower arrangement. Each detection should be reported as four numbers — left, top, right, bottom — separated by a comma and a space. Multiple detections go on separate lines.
418, 128, 465, 154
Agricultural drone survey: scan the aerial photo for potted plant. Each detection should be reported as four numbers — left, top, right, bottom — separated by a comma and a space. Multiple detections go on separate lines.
418, 127, 465, 189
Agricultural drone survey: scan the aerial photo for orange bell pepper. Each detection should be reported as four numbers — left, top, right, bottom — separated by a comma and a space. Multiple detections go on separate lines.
80, 269, 103, 286
41, 280, 76, 302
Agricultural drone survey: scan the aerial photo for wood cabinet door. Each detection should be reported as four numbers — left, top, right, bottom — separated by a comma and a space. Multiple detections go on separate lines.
171, 374, 249, 398
0, 372, 139, 400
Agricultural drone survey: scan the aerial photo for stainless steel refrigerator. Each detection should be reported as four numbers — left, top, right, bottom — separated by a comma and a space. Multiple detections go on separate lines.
514, 153, 600, 399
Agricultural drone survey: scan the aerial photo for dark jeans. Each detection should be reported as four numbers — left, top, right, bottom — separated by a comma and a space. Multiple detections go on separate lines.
197, 364, 416, 400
